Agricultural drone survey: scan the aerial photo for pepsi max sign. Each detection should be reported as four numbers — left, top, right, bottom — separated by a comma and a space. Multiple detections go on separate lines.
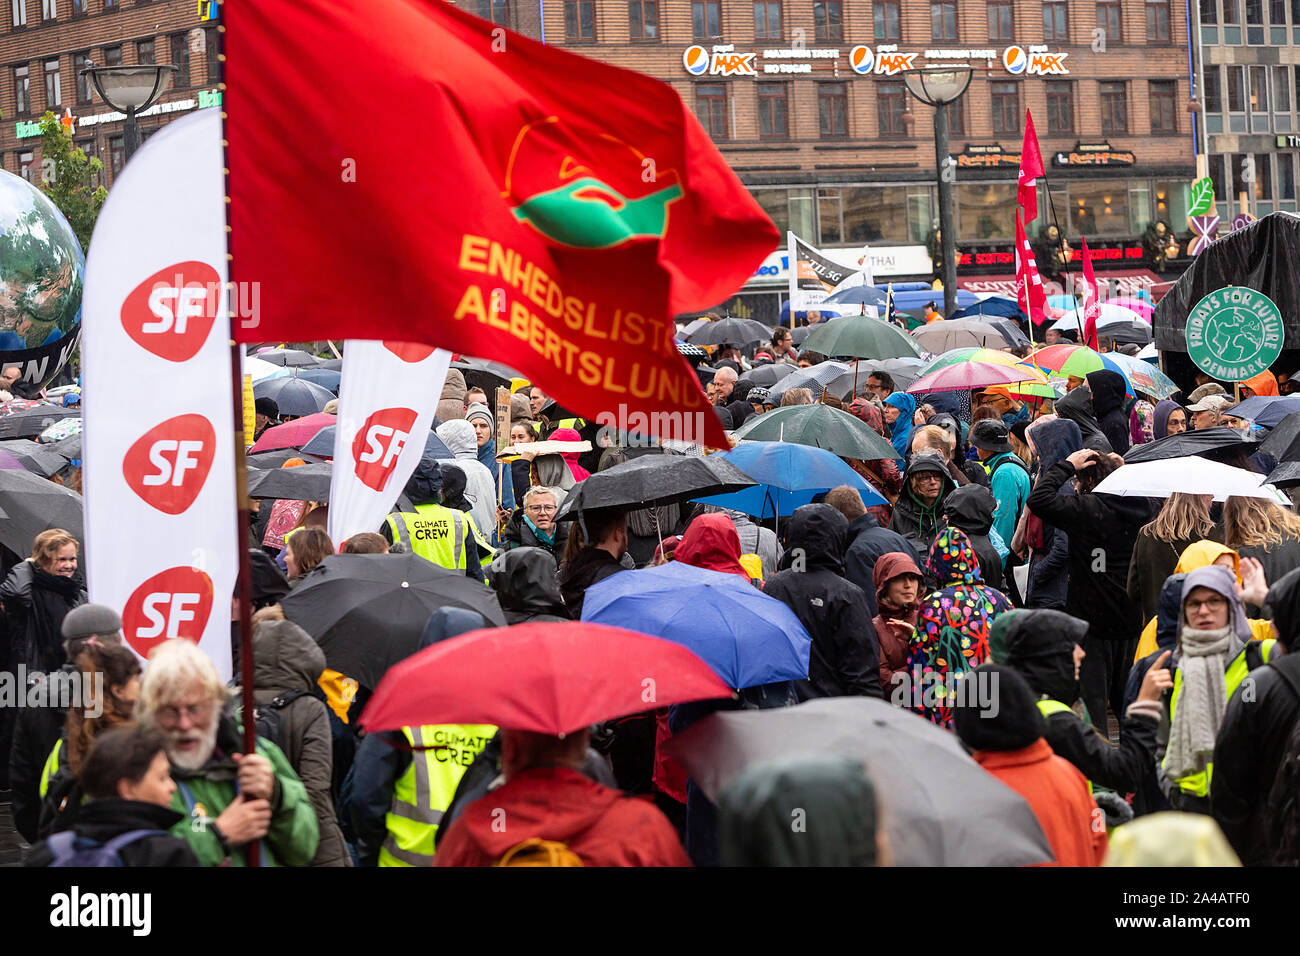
683, 44, 757, 77
849, 45, 917, 76
1002, 45, 1069, 75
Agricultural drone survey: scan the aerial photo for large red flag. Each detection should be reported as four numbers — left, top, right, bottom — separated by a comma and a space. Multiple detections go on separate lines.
1080, 237, 1101, 350
224, 0, 780, 449
1015, 214, 1048, 326
1018, 111, 1045, 223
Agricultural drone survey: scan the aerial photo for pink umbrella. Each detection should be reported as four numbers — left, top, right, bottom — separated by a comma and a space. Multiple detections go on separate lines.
906, 361, 1049, 394
1110, 295, 1154, 320
0, 450, 24, 470
248, 411, 336, 453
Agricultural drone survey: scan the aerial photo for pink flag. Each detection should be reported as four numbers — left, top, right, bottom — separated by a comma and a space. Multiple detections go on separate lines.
1018, 111, 1045, 223
1015, 213, 1048, 326
1080, 238, 1101, 350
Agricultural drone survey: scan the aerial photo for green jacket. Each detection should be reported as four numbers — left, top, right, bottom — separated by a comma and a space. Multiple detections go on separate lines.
168, 714, 319, 867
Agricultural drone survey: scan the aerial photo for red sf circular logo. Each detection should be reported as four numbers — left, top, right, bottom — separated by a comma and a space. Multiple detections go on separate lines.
122, 414, 217, 515
351, 406, 419, 492
120, 261, 221, 362
121, 566, 214, 659
382, 342, 437, 363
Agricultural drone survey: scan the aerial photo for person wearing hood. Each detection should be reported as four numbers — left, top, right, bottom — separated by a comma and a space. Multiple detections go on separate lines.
1240, 369, 1279, 398
888, 452, 957, 557
953, 665, 1105, 866
909, 527, 1014, 728
870, 552, 924, 693
1151, 399, 1187, 441
882, 392, 917, 459
690, 504, 781, 580
1160, 565, 1275, 814
1085, 369, 1131, 455
718, 756, 885, 866
1214, 566, 1300, 865
1027, 448, 1150, 728
763, 504, 881, 700
382, 460, 489, 580
245, 620, 350, 866
547, 426, 592, 482
845, 398, 904, 524
1000, 609, 1164, 798
943, 484, 1006, 592
490, 547, 569, 624
435, 418, 503, 547
674, 513, 753, 581
1054, 382, 1114, 453
825, 485, 920, 620
1021, 418, 1080, 610
465, 401, 517, 520
1127, 494, 1223, 625
500, 486, 570, 559
437, 368, 467, 424
347, 608, 498, 866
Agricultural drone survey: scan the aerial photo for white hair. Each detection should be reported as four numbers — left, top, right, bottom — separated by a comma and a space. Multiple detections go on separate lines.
522, 486, 558, 509
137, 639, 228, 723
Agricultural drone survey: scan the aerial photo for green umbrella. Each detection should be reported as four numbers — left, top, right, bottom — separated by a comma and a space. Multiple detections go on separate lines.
731, 404, 898, 461
800, 315, 924, 360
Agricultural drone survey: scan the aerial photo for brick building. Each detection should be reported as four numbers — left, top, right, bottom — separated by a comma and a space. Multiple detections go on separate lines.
455, 0, 1199, 315
1, 0, 220, 190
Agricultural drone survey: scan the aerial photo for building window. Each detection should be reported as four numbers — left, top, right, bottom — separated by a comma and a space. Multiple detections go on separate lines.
992, 81, 1020, 133
206, 26, 220, 82
1255, 153, 1272, 199
754, 1, 782, 39
1226, 65, 1246, 111
170, 33, 190, 87
1280, 154, 1296, 200
71, 0, 84, 12
108, 135, 123, 177
1146, 0, 1171, 38
103, 0, 115, 8
75, 50, 92, 102
957, 184, 1019, 240
1203, 65, 1221, 112
814, 1, 843, 41
137, 38, 155, 64
1100, 80, 1128, 132
1275, 66, 1290, 113
878, 80, 908, 136
564, 1, 595, 39
1200, 0, 1217, 23
695, 83, 728, 139
630, 1, 659, 39
1250, 65, 1269, 113
1150, 80, 1177, 131
757, 82, 789, 139
988, 0, 1013, 40
1224, 0, 1240, 22
1047, 80, 1075, 133
1069, 180, 1131, 235
692, 0, 720, 39
1208, 154, 1228, 200
1097, 0, 1123, 43
1246, 0, 1263, 23
103, 45, 123, 67
11, 0, 26, 26
947, 99, 966, 136
19, 151, 34, 181
477, 0, 508, 26
932, 1, 958, 39
818, 82, 848, 138
1043, 0, 1069, 39
1271, 0, 1286, 23
44, 58, 60, 108
874, 0, 900, 40
41, 0, 54, 19
14, 66, 29, 115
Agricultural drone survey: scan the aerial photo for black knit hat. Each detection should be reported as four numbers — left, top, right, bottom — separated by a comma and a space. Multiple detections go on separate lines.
953, 664, 1046, 753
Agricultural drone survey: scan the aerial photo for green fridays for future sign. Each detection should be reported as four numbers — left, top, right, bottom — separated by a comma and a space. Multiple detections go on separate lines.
1185, 286, 1285, 382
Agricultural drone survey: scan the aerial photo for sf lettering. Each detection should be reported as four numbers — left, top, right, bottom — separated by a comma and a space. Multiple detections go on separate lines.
142, 440, 206, 487
359, 425, 410, 470
145, 280, 208, 335
138, 592, 204, 642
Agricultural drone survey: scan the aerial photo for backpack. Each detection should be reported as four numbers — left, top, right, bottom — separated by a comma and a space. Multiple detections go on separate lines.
988, 454, 1029, 481
252, 689, 313, 754
1262, 654, 1300, 865
495, 838, 584, 867
46, 829, 165, 867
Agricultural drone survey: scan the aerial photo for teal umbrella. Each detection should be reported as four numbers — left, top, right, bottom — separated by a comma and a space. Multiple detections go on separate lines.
731, 404, 897, 461
799, 314, 923, 360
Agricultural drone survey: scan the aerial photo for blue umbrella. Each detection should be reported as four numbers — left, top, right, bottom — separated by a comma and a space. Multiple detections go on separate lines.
1047, 294, 1078, 310
301, 425, 454, 461
950, 296, 1026, 322
1226, 395, 1300, 429
694, 441, 885, 518
581, 562, 811, 689
822, 285, 889, 308
293, 367, 342, 393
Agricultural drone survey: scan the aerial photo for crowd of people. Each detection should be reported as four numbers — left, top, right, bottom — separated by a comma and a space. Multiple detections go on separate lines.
2, 315, 1300, 869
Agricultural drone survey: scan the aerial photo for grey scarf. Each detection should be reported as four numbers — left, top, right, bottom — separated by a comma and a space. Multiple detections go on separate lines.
1164, 624, 1240, 781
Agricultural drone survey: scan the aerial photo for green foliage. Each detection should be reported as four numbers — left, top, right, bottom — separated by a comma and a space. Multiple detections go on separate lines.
36, 111, 107, 253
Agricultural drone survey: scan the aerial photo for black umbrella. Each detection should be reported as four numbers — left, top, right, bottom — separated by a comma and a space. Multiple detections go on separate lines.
555, 453, 756, 521
738, 363, 796, 387
0, 404, 79, 440
1124, 426, 1260, 464
0, 469, 84, 554
253, 376, 336, 417
687, 317, 774, 347
255, 348, 319, 367
0, 439, 68, 477
317, 358, 343, 371
246, 448, 324, 469
47, 433, 81, 462
280, 553, 506, 690
1102, 320, 1153, 345
452, 358, 519, 395
247, 462, 333, 501
1262, 411, 1300, 461
1266, 461, 1300, 489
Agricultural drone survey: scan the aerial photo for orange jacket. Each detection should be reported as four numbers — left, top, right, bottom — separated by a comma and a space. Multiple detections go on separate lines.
973, 738, 1106, 866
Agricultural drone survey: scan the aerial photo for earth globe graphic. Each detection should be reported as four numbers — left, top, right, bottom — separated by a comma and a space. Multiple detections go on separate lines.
1202, 304, 1265, 366
0, 167, 85, 353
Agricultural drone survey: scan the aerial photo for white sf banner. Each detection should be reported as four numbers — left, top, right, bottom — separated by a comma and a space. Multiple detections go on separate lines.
327, 341, 452, 546
82, 109, 237, 679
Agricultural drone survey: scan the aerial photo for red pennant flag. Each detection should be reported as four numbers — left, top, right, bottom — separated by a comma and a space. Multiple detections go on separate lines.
225, 1, 780, 450
1015, 214, 1048, 326
1080, 237, 1101, 350
1018, 111, 1045, 223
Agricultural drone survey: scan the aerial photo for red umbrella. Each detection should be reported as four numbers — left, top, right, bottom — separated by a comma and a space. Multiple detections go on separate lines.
358, 622, 733, 736
905, 360, 1049, 394
248, 411, 336, 453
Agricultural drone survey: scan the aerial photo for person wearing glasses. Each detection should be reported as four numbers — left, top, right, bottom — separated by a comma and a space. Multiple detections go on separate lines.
500, 486, 570, 559
864, 372, 894, 401
771, 328, 798, 365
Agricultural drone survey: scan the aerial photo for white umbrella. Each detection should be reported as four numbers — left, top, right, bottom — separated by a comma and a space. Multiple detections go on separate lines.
1094, 456, 1289, 503
1137, 342, 1158, 361
1050, 303, 1144, 331
244, 356, 292, 385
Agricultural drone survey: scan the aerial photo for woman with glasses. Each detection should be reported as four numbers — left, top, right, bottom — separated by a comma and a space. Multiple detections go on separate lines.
499, 486, 569, 558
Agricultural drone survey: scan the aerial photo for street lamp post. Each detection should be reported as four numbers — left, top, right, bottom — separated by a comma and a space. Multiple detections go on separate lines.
79, 63, 177, 162
902, 67, 973, 319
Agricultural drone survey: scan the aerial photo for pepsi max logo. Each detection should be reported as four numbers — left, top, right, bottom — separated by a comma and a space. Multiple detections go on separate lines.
849, 46, 873, 75
1003, 46, 1027, 75
683, 46, 709, 75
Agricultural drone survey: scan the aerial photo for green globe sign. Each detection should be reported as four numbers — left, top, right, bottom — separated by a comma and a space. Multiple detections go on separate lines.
1185, 286, 1285, 382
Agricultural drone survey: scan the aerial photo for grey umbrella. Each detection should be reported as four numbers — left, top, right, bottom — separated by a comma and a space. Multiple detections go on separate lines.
247, 462, 333, 501
765, 361, 854, 403
738, 364, 797, 388
667, 696, 1055, 866
254, 348, 319, 367
0, 469, 84, 554
0, 404, 79, 440
0, 439, 68, 477
688, 317, 774, 347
